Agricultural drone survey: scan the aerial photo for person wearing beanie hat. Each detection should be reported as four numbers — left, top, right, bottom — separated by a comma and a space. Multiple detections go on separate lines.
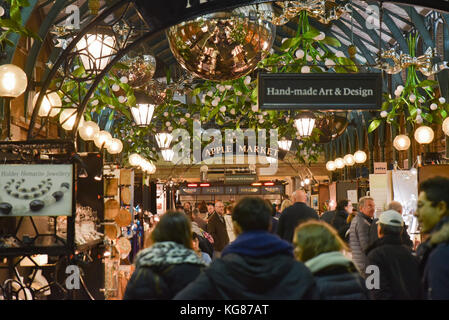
366, 210, 422, 299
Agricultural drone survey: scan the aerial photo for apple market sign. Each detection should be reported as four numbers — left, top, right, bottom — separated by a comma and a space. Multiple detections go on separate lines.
258, 73, 382, 110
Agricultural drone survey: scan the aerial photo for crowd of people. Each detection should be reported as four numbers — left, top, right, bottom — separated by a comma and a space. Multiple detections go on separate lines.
124, 176, 449, 300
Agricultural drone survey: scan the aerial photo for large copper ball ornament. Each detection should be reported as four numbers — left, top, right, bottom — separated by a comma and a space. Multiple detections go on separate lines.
166, 4, 275, 81
115, 55, 156, 88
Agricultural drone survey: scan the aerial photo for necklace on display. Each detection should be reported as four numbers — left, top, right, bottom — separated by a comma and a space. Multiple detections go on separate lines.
4, 178, 53, 199
0, 182, 70, 215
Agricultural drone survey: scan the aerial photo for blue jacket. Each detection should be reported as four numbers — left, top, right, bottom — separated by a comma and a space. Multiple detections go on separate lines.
174, 231, 317, 300
417, 216, 449, 299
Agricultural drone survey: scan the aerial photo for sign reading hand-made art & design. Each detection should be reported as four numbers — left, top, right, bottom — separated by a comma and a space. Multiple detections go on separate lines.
258, 73, 382, 110
0, 164, 73, 217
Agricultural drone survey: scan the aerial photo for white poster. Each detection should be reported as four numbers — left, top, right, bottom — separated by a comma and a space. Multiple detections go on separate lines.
392, 170, 419, 236
347, 190, 358, 204
369, 173, 393, 216
0, 164, 73, 217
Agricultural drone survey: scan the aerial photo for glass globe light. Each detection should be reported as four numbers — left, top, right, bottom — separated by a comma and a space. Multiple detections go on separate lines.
414, 126, 434, 144
33, 91, 61, 117
107, 138, 123, 154
93, 130, 112, 149
59, 108, 83, 131
442, 117, 449, 136
326, 160, 336, 171
78, 121, 99, 141
75, 33, 116, 73
129, 153, 143, 167
354, 150, 367, 163
343, 154, 356, 166
0, 64, 27, 98
393, 134, 411, 151
334, 157, 345, 169
304, 178, 310, 185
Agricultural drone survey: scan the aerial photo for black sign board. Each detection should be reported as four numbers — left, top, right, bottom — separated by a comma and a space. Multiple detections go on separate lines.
202, 186, 224, 195
224, 175, 258, 184
225, 186, 238, 194
238, 186, 261, 195
179, 187, 200, 195
258, 73, 382, 110
262, 186, 284, 195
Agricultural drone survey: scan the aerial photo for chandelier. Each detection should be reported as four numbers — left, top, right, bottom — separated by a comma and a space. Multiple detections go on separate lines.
271, 0, 351, 25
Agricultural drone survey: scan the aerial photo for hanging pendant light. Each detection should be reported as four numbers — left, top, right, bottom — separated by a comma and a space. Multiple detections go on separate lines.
78, 121, 100, 141
33, 91, 61, 117
294, 112, 315, 138
130, 91, 156, 126
278, 138, 292, 151
326, 160, 336, 171
443, 117, 449, 136
75, 32, 116, 73
354, 150, 367, 163
414, 126, 434, 144
155, 132, 173, 149
334, 157, 345, 169
344, 154, 356, 166
393, 134, 411, 151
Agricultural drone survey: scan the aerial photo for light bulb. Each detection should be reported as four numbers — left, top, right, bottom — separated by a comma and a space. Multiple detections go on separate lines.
59, 108, 82, 131
326, 161, 336, 171
93, 130, 112, 149
354, 150, 367, 163
0, 64, 27, 98
414, 126, 434, 144
335, 158, 345, 169
107, 138, 123, 154
78, 121, 99, 141
344, 154, 355, 166
393, 135, 411, 151
442, 117, 449, 136
129, 153, 143, 166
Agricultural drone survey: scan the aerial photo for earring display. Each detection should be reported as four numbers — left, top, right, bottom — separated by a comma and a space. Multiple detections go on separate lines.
120, 186, 131, 205
115, 208, 132, 227
105, 178, 118, 197
104, 199, 120, 220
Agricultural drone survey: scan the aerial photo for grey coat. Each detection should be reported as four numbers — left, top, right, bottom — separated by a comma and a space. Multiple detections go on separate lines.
349, 212, 373, 277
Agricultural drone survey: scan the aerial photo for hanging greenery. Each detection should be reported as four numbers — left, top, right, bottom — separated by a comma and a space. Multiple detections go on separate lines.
54, 11, 357, 166
368, 33, 449, 133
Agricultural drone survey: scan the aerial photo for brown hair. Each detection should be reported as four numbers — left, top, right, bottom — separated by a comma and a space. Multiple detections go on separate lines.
293, 220, 348, 263
150, 211, 193, 249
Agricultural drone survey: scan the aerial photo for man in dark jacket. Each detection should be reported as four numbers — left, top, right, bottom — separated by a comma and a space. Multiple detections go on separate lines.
277, 189, 319, 242
368, 201, 413, 249
321, 199, 352, 242
207, 201, 229, 258
415, 177, 449, 299
174, 197, 317, 300
366, 210, 422, 299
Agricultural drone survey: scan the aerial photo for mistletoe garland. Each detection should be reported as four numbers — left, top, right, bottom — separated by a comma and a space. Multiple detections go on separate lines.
53, 11, 358, 166
369, 34, 449, 133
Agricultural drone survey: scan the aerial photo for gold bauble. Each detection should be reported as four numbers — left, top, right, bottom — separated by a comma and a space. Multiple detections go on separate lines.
166, 4, 275, 81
